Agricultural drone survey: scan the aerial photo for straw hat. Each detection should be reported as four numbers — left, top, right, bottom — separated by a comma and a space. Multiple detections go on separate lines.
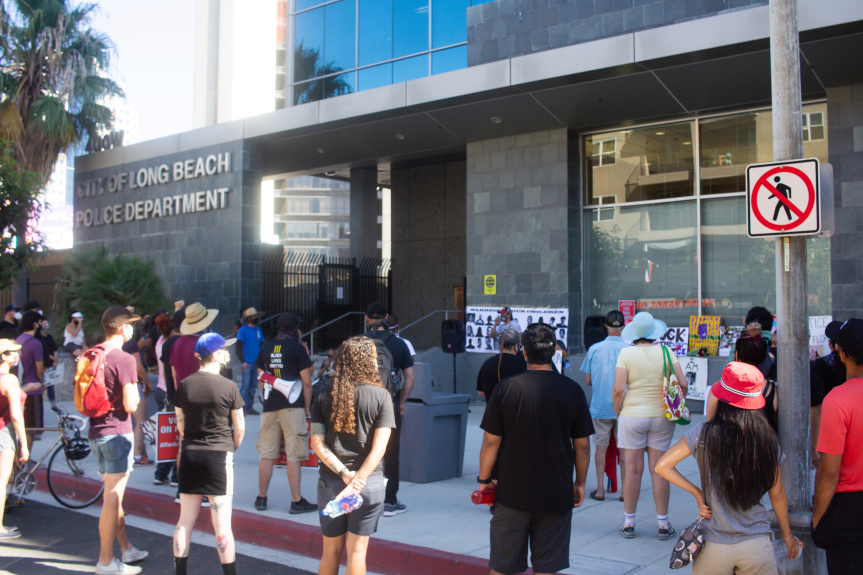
0, 339, 22, 354
181, 302, 219, 335
241, 307, 266, 320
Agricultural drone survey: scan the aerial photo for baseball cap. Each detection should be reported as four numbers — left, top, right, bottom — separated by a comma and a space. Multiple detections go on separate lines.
606, 310, 625, 328
101, 306, 142, 329
824, 320, 844, 343
194, 333, 237, 359
277, 312, 301, 331
366, 302, 387, 319
834, 318, 863, 363
498, 307, 511, 315
710, 361, 765, 410
4, 305, 19, 313
0, 339, 22, 354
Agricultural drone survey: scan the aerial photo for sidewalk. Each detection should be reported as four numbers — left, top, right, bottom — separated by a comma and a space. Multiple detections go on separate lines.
30, 400, 783, 575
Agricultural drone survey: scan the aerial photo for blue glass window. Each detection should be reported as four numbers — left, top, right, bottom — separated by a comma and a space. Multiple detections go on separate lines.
432, 45, 466, 74
294, 80, 324, 105
433, 0, 468, 48
394, 0, 429, 58
296, 0, 327, 11
294, 8, 324, 83
358, 63, 393, 91
325, 72, 356, 98
393, 55, 428, 83
324, 1, 356, 74
359, 0, 392, 66
470, 0, 494, 4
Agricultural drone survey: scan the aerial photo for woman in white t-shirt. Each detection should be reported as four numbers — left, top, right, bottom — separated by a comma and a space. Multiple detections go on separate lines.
63, 312, 86, 357
612, 312, 688, 541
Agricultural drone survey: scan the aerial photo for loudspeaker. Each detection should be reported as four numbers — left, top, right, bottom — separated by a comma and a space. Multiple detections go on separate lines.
441, 319, 465, 354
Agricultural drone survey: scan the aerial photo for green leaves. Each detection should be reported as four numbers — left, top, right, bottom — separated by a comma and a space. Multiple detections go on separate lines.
0, 140, 45, 291
60, 245, 170, 340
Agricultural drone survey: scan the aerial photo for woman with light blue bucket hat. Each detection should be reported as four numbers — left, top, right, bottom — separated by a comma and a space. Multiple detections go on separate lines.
612, 311, 689, 541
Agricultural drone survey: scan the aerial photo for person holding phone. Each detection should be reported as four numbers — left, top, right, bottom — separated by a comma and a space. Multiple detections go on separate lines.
64, 312, 86, 357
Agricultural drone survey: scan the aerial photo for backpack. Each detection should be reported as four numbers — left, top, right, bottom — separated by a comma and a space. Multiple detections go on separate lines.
74, 344, 116, 418
365, 331, 400, 395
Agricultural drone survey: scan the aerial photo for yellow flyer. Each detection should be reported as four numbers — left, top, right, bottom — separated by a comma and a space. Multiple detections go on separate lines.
688, 316, 722, 356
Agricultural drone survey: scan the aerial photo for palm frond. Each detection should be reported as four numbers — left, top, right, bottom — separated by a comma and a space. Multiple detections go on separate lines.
0, 98, 23, 140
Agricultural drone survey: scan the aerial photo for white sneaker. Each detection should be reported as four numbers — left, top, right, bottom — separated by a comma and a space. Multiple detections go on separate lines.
95, 558, 142, 574
121, 546, 148, 563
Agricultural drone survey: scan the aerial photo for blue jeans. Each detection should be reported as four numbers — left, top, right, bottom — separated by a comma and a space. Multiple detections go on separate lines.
90, 433, 134, 475
241, 364, 258, 410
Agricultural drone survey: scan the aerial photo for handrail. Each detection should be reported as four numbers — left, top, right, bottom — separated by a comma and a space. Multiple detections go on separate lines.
301, 311, 366, 338
399, 310, 463, 335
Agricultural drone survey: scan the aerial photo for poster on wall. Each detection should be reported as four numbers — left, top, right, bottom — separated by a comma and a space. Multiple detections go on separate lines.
464, 306, 569, 353
680, 356, 709, 402
618, 300, 635, 324
688, 316, 722, 356
654, 327, 689, 356
719, 326, 745, 357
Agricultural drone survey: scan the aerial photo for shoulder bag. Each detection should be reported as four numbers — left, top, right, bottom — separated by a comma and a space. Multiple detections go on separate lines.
662, 345, 691, 425
669, 439, 708, 569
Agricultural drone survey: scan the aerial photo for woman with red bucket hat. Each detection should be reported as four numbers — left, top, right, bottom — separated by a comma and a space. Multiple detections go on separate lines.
655, 362, 803, 574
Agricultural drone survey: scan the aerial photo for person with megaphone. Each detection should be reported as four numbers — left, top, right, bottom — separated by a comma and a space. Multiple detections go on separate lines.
253, 313, 317, 515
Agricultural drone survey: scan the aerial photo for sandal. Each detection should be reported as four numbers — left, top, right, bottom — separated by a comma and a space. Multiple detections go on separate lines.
589, 490, 605, 501
133, 457, 153, 467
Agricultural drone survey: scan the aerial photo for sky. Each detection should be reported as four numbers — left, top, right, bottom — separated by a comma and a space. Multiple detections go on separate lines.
91, 0, 196, 142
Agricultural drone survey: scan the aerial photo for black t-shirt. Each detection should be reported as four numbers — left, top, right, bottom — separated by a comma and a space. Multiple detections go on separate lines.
365, 329, 414, 372
476, 353, 527, 400
173, 371, 244, 451
160, 334, 181, 400
310, 384, 396, 481
814, 352, 846, 396
36, 332, 58, 368
766, 361, 825, 408
256, 337, 313, 412
481, 370, 594, 514
0, 320, 18, 339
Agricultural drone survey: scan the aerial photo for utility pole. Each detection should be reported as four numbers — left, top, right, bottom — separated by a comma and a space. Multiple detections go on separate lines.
770, 1, 823, 572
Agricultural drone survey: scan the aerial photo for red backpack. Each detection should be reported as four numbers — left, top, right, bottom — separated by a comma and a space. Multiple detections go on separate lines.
74, 345, 115, 418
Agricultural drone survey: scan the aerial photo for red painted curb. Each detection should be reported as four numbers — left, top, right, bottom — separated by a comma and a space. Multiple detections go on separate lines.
35, 470, 491, 575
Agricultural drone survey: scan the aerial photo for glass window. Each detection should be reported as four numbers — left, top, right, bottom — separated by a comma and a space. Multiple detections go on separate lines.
295, 0, 327, 11
394, 0, 429, 58
294, 8, 324, 83
393, 55, 428, 83
359, 63, 393, 91
293, 79, 324, 105
325, 72, 356, 97
584, 123, 695, 206
700, 197, 831, 323
433, 0, 469, 48
583, 201, 698, 327
324, 0, 356, 74
432, 45, 466, 75
359, 0, 393, 66
803, 112, 824, 142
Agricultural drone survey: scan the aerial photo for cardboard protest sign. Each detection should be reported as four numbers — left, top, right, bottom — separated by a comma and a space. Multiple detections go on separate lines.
654, 327, 689, 356
681, 357, 709, 401
688, 316, 722, 356
156, 412, 180, 463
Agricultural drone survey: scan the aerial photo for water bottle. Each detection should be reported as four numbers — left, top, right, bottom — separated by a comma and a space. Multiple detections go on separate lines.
321, 493, 363, 518
471, 489, 495, 505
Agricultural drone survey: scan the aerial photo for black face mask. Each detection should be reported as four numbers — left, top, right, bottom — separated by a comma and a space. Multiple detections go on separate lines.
252, 318, 260, 326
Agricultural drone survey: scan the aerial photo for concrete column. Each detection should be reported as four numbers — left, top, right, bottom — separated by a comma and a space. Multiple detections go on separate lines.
349, 166, 380, 261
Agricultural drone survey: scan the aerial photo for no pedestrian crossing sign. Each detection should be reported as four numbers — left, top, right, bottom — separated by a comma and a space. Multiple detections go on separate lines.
746, 158, 820, 238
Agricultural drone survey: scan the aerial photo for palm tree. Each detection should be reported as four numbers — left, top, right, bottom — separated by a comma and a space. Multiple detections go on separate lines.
0, 0, 121, 303
292, 41, 353, 105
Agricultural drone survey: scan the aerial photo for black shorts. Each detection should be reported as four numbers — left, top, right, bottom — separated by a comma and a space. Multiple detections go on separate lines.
317, 474, 385, 537
178, 450, 233, 496
489, 503, 572, 575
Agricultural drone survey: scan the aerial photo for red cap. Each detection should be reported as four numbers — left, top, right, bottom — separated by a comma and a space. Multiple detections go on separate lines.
710, 361, 765, 410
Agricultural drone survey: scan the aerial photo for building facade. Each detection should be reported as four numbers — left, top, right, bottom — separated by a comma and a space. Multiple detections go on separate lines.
76, 0, 863, 345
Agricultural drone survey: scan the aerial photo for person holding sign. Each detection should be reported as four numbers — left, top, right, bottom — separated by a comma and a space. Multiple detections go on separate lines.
172, 333, 245, 575
613, 312, 688, 540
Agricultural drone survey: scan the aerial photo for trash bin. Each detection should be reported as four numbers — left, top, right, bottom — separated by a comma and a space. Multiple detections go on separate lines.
399, 362, 471, 484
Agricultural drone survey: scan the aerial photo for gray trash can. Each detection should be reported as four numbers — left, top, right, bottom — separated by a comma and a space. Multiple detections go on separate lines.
399, 362, 471, 483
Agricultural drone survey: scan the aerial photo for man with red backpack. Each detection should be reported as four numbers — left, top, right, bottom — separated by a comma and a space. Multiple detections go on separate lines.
85, 306, 149, 574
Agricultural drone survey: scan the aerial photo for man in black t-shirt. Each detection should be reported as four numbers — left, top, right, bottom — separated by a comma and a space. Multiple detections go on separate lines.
254, 312, 316, 514
364, 302, 414, 517
478, 323, 593, 575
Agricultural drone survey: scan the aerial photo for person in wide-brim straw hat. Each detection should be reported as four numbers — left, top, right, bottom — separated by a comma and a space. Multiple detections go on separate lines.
181, 303, 219, 336
241, 307, 265, 320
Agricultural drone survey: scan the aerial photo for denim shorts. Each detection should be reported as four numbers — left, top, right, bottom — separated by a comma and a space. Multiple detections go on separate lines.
90, 433, 134, 475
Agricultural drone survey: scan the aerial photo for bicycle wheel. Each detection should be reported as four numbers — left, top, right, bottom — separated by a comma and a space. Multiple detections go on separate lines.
47, 444, 104, 508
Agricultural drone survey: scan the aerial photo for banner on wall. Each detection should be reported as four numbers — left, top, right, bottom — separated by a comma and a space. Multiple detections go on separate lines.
688, 316, 722, 356
653, 327, 689, 356
464, 306, 569, 353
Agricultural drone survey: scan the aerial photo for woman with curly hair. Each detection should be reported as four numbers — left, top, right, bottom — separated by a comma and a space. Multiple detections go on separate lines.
310, 336, 395, 575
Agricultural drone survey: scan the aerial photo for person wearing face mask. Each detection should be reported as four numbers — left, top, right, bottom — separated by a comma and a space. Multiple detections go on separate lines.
235, 307, 266, 415
16, 311, 44, 451
172, 333, 245, 575
0, 306, 20, 339
0, 339, 29, 539
89, 306, 149, 574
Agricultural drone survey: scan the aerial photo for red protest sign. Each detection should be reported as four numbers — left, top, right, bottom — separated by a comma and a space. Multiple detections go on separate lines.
156, 411, 180, 463
618, 300, 635, 324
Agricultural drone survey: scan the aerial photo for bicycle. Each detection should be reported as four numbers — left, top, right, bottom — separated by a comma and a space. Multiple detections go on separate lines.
9, 406, 104, 509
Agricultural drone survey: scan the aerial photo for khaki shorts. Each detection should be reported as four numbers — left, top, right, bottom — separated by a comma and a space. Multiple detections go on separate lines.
692, 536, 777, 575
256, 408, 308, 461
617, 415, 675, 451
592, 419, 618, 447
